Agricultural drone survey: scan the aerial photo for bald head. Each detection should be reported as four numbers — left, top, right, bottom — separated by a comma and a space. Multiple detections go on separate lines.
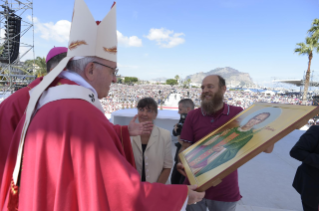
201, 75, 226, 96
202, 75, 225, 88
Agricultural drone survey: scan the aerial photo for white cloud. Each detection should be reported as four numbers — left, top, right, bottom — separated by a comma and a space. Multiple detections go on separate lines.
27, 15, 71, 43
117, 31, 142, 47
28, 16, 142, 47
145, 28, 185, 48
19, 46, 33, 61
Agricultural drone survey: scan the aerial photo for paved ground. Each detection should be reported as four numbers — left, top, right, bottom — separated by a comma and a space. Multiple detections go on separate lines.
236, 204, 297, 211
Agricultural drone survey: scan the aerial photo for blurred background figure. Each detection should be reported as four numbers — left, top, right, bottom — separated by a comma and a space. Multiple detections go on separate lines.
171, 99, 194, 184
290, 125, 319, 211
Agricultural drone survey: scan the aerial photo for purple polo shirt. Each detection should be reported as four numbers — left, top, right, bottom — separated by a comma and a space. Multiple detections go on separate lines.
180, 103, 243, 202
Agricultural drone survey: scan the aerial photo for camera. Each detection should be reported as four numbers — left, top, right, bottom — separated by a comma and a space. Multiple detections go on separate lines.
174, 113, 187, 136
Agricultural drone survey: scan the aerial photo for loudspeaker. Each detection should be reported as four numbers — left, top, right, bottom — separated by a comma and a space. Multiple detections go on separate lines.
0, 6, 21, 63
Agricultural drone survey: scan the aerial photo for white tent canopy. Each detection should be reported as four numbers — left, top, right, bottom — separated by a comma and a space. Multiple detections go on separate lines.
263, 90, 276, 96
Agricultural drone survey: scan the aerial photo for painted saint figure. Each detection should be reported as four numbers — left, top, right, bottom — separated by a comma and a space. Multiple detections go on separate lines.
186, 112, 271, 177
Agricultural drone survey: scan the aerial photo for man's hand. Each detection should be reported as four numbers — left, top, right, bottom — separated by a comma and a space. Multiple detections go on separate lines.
176, 162, 187, 177
180, 141, 191, 153
174, 124, 178, 133
128, 115, 153, 136
187, 185, 205, 205
263, 144, 274, 153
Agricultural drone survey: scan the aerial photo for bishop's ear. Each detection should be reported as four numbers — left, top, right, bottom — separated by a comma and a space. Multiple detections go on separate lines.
84, 62, 95, 81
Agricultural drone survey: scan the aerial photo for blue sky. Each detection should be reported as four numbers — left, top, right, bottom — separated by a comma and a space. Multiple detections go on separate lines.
17, 0, 319, 86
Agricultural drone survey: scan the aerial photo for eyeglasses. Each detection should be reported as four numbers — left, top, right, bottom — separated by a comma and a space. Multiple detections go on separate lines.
92, 61, 119, 77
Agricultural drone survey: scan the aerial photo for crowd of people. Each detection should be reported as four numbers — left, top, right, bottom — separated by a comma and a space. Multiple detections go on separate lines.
1, 83, 314, 112
99, 84, 314, 115
100, 84, 172, 114
0, 1, 318, 210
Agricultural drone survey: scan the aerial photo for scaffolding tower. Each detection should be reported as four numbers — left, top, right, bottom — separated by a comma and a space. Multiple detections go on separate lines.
0, 0, 35, 93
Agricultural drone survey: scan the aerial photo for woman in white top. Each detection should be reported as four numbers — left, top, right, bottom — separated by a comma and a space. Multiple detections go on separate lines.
131, 97, 173, 184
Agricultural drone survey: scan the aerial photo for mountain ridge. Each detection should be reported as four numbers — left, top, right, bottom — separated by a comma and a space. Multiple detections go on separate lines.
185, 67, 254, 87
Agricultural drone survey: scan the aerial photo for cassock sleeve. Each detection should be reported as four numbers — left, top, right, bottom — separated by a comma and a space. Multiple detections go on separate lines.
290, 125, 319, 169
17, 100, 188, 211
112, 125, 136, 168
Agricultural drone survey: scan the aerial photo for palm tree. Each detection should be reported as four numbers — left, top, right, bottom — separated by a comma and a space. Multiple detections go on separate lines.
308, 19, 319, 41
14, 64, 33, 76
24, 59, 34, 67
33, 56, 47, 77
294, 37, 319, 104
21, 57, 46, 77
174, 75, 179, 84
183, 78, 191, 88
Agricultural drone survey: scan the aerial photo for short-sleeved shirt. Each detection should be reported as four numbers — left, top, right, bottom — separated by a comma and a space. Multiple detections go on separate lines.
180, 103, 243, 202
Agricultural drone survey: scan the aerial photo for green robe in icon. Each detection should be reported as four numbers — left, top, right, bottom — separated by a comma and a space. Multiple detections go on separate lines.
186, 127, 256, 177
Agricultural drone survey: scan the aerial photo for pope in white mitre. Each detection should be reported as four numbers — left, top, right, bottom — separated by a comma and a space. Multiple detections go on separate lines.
0, 1, 205, 211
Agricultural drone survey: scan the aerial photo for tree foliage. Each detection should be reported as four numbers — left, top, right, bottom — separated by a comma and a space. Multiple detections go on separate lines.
174, 75, 179, 83
182, 78, 191, 88
23, 57, 47, 77
124, 77, 138, 84
294, 19, 319, 104
166, 79, 178, 85
34, 56, 47, 77
308, 18, 319, 42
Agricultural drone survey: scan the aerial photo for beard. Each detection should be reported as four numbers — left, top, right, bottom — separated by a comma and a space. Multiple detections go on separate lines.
200, 89, 224, 115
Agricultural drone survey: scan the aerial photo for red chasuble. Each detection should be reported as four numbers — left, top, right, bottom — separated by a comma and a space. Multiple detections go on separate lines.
0, 78, 136, 192
0, 78, 187, 211
0, 77, 42, 191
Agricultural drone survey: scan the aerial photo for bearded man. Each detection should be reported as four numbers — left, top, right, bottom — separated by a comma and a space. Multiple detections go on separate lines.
179, 75, 274, 211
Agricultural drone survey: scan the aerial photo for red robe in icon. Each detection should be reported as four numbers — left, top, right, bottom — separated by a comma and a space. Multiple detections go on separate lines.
0, 78, 187, 211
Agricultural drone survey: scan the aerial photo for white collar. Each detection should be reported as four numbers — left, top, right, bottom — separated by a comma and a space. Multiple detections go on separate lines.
59, 71, 98, 96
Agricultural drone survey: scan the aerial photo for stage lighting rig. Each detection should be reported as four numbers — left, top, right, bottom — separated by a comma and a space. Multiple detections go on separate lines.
0, 0, 35, 94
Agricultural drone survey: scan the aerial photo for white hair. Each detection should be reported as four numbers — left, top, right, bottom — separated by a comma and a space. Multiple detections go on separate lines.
66, 57, 97, 73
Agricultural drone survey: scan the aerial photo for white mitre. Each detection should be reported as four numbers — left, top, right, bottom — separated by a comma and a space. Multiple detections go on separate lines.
12, 0, 117, 184
68, 0, 117, 61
